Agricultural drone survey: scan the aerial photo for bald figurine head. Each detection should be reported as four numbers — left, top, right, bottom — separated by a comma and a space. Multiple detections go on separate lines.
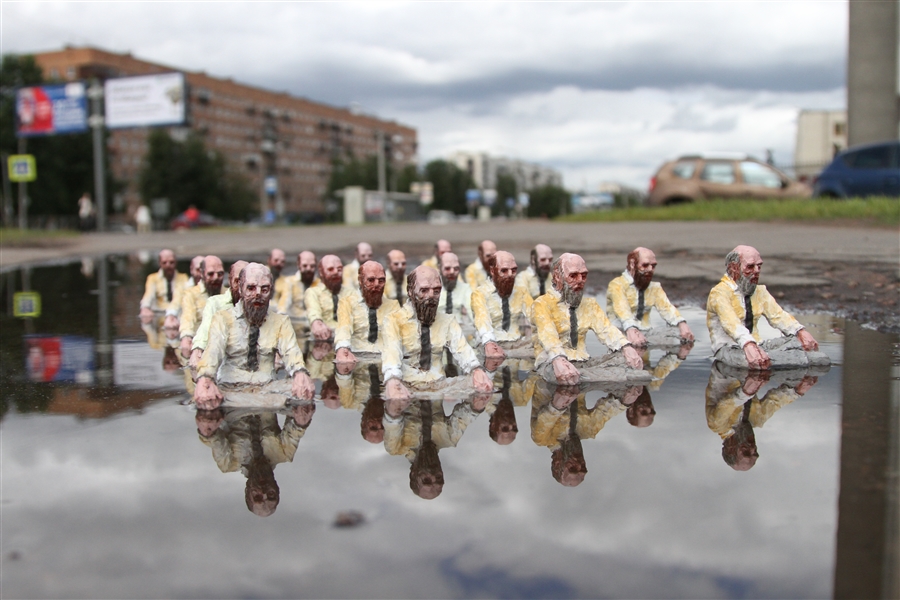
626, 247, 658, 291
531, 244, 553, 277
158, 249, 177, 279
726, 245, 763, 296
297, 251, 317, 287
359, 260, 386, 308
200, 255, 225, 296
268, 249, 286, 279
491, 250, 518, 298
319, 254, 343, 294
387, 249, 407, 283
439, 252, 461, 291
240, 263, 274, 326
407, 265, 442, 326
356, 242, 373, 264
478, 240, 498, 271
190, 255, 204, 282
551, 253, 588, 307
229, 260, 249, 304
434, 239, 452, 258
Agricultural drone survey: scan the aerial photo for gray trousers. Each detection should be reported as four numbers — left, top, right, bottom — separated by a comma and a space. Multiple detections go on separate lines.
536, 352, 652, 384
714, 335, 830, 370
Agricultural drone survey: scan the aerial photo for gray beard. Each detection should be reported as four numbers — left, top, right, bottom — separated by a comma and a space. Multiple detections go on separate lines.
441, 276, 457, 292
561, 283, 583, 308
414, 297, 439, 327
737, 275, 757, 296
243, 299, 269, 326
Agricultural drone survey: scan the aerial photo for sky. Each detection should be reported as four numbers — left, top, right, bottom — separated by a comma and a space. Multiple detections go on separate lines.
0, 1, 848, 190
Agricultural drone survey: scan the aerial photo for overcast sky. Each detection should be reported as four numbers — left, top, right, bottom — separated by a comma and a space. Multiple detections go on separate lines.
1, 1, 847, 189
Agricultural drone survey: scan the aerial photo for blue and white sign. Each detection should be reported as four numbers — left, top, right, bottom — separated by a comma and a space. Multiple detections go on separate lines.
16, 83, 89, 137
265, 176, 278, 195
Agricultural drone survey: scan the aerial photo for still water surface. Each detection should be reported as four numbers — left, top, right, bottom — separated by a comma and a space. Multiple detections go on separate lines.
0, 255, 889, 599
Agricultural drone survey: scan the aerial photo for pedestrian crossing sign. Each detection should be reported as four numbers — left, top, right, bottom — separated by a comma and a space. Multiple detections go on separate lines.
13, 291, 41, 318
8, 155, 37, 182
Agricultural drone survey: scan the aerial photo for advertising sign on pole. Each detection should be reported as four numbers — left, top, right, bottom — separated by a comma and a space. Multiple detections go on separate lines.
15, 83, 88, 137
482, 189, 498, 207
466, 189, 481, 207
105, 73, 186, 129
8, 155, 36, 182
24, 335, 95, 384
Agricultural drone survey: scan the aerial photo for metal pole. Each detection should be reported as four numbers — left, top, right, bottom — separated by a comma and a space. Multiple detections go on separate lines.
96, 255, 113, 387
1, 152, 12, 228
17, 137, 27, 230
88, 81, 107, 232
376, 130, 386, 195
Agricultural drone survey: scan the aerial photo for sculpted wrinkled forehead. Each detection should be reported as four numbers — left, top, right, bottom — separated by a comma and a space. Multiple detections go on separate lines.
230, 260, 248, 278
360, 260, 385, 278
494, 250, 516, 269
269, 249, 285, 262
559, 252, 586, 272
203, 255, 223, 271
298, 251, 316, 264
413, 265, 440, 289
480, 240, 497, 255
441, 252, 460, 269
387, 249, 406, 262
243, 263, 272, 286
159, 249, 175, 262
320, 254, 342, 271
633, 247, 655, 263
436, 239, 451, 254
357, 242, 373, 255
535, 244, 552, 259
734, 245, 761, 263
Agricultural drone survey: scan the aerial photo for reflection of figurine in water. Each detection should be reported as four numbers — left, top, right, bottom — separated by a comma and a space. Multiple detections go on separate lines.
307, 255, 354, 341
139, 249, 189, 328
707, 245, 828, 370
334, 261, 401, 366
531, 381, 643, 486
473, 250, 534, 360
382, 266, 493, 400
384, 250, 408, 305
515, 244, 553, 300
705, 363, 818, 471
179, 255, 224, 359
487, 365, 522, 445
531, 253, 648, 385
606, 247, 694, 347
335, 362, 387, 444
194, 263, 315, 409
342, 242, 373, 291
383, 395, 489, 499
641, 344, 692, 391
196, 405, 315, 516
306, 339, 336, 381
141, 313, 180, 351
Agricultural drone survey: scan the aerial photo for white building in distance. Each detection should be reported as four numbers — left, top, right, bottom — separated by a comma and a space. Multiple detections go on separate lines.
794, 109, 847, 181
448, 151, 563, 191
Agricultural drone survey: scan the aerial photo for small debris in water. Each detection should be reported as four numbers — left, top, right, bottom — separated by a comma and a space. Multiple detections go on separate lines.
7, 551, 22, 561
333, 511, 365, 528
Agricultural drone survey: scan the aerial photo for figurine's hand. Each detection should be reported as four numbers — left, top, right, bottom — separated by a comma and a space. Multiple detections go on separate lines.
291, 371, 315, 400
194, 376, 223, 410
622, 385, 644, 406
743, 342, 771, 370
742, 371, 770, 396
626, 327, 648, 347
311, 320, 333, 341
471, 367, 493, 393
164, 314, 179, 330
623, 345, 644, 370
335, 347, 357, 364
797, 329, 819, 352
795, 374, 818, 396
189, 348, 203, 370
291, 402, 316, 426
139, 307, 154, 323
483, 354, 505, 373
311, 341, 333, 361
471, 392, 492, 412
551, 385, 579, 410
678, 322, 694, 343
676, 341, 694, 361
552, 356, 580, 386
385, 377, 411, 402
483, 341, 506, 360
180, 336, 193, 359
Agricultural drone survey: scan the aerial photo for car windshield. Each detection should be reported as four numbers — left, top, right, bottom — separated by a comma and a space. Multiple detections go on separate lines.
700, 162, 735, 184
740, 161, 782, 188
842, 145, 895, 169
671, 160, 697, 179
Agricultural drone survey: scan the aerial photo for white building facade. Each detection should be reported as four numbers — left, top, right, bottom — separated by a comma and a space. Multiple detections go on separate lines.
448, 151, 563, 191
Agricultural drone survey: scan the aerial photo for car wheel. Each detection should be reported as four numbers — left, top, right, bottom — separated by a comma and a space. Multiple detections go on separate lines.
663, 196, 692, 206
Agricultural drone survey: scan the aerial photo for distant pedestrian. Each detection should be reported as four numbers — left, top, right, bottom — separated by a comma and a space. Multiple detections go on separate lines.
77, 192, 94, 231
136, 204, 152, 233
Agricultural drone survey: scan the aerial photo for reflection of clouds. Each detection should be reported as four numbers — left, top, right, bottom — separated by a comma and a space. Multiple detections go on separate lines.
2, 355, 841, 598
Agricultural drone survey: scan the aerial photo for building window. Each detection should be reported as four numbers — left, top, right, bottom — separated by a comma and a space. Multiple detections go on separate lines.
66, 67, 76, 80
833, 122, 846, 137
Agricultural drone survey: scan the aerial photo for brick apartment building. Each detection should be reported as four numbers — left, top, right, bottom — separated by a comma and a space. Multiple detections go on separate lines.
33, 46, 418, 219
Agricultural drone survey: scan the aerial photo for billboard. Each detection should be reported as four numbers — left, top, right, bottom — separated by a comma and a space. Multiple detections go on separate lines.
104, 72, 186, 129
15, 82, 89, 137
24, 335, 95, 384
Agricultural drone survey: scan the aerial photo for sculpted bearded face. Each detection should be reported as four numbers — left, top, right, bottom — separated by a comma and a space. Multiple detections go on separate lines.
728, 245, 763, 296
241, 263, 273, 326
297, 251, 317, 287
387, 250, 407, 282
552, 253, 588, 307
356, 242, 373, 264
410, 440, 444, 499
409, 266, 441, 326
359, 261, 386, 308
628, 247, 657, 291
439, 252, 461, 292
268, 249, 286, 279
491, 251, 518, 298
229, 261, 248, 304
319, 255, 344, 294
532, 244, 553, 277
159, 250, 177, 279
202, 255, 225, 296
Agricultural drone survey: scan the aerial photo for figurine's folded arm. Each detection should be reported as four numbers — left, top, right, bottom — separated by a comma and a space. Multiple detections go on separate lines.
179, 289, 199, 339
652, 284, 686, 326
757, 286, 803, 336
381, 312, 405, 381
708, 285, 755, 348
471, 288, 496, 344
587, 301, 628, 351
139, 273, 156, 310
304, 286, 324, 324
333, 295, 354, 350
275, 317, 307, 376
196, 311, 228, 381
532, 299, 566, 362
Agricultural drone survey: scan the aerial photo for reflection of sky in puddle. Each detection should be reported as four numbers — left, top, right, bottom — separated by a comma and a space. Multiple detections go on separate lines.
0, 259, 850, 598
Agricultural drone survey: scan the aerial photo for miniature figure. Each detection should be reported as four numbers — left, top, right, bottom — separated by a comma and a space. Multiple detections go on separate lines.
515, 244, 553, 299
139, 249, 189, 327
464, 240, 497, 289
384, 249, 408, 305
472, 250, 533, 359
421, 239, 452, 270
179, 255, 224, 358
334, 261, 401, 363
306, 255, 354, 340
342, 242, 373, 290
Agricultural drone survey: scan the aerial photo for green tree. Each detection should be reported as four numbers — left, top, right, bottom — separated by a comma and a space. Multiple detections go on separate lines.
527, 183, 571, 219
423, 159, 474, 214
396, 163, 419, 193
495, 170, 518, 216
0, 54, 113, 219
138, 129, 255, 220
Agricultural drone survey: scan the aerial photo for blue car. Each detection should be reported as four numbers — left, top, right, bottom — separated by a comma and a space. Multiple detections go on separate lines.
814, 140, 900, 198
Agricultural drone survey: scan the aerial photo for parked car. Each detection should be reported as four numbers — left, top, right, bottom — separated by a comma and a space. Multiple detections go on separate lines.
814, 141, 900, 198
169, 210, 220, 230
647, 153, 811, 206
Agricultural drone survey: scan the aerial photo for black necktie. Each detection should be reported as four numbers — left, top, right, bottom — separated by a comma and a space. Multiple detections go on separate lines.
419, 324, 432, 370
569, 306, 578, 348
501, 296, 511, 331
636, 289, 645, 321
397, 282, 404, 306
501, 366, 511, 401
368, 362, 380, 399
166, 277, 173, 303
539, 276, 545, 296
247, 325, 260, 371
744, 295, 753, 331
332, 293, 339, 321
367, 306, 378, 343
445, 289, 453, 314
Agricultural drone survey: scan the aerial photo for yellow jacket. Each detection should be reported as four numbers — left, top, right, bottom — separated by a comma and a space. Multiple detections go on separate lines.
437, 280, 473, 322
179, 282, 209, 339
707, 275, 802, 353
606, 272, 685, 331
277, 274, 320, 319
192, 291, 233, 351
420, 255, 439, 271
197, 304, 307, 384
531, 288, 628, 368
464, 259, 488, 289
200, 411, 307, 473
305, 284, 355, 330
381, 303, 482, 384
334, 292, 401, 353
472, 280, 533, 344
705, 369, 799, 438
530, 385, 626, 449
336, 364, 382, 411
515, 266, 550, 299
271, 275, 288, 310
342, 259, 361, 290
383, 274, 408, 305
383, 399, 482, 461
140, 270, 189, 314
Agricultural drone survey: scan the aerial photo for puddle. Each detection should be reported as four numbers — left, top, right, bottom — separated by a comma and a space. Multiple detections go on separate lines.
0, 255, 896, 599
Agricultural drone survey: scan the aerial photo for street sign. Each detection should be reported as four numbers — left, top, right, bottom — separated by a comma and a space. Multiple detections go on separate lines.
466, 189, 481, 206
8, 155, 36, 182
13, 291, 41, 317
482, 189, 497, 206
264, 176, 278, 195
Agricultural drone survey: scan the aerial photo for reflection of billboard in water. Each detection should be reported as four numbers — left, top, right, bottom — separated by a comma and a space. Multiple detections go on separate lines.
24, 335, 94, 383
16, 83, 89, 137
104, 72, 186, 129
